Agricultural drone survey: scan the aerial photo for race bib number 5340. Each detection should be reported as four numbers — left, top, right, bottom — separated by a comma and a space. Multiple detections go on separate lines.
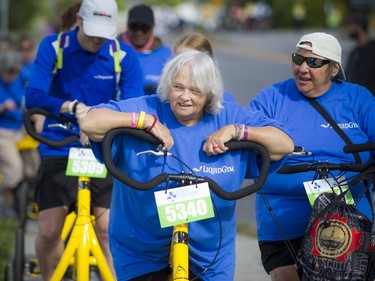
154, 182, 214, 228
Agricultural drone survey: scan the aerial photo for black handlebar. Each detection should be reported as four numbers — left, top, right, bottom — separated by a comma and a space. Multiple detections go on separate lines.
24, 108, 80, 147
278, 162, 373, 174
278, 142, 375, 174
102, 128, 271, 200
344, 142, 375, 154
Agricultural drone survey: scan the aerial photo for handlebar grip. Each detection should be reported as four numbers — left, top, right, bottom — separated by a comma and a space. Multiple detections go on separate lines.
102, 128, 271, 200
278, 162, 372, 174
103, 128, 168, 190
344, 142, 375, 154
24, 108, 79, 147
278, 164, 309, 174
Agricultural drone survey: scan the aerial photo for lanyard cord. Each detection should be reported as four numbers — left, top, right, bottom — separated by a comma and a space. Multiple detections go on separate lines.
258, 190, 299, 264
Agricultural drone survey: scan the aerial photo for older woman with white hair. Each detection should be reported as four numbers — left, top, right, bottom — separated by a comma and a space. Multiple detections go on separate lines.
81, 50, 293, 281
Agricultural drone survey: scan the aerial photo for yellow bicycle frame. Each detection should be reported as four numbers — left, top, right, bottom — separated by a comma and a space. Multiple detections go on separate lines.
169, 223, 189, 281
50, 176, 115, 281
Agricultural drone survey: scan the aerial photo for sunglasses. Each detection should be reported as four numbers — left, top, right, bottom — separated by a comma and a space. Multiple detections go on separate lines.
129, 23, 151, 33
292, 53, 330, 68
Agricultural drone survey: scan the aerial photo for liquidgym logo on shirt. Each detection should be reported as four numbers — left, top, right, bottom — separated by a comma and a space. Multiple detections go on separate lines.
192, 165, 235, 175
94, 75, 114, 80
321, 122, 359, 129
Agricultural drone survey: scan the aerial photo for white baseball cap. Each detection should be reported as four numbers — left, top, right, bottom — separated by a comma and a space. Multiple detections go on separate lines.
296, 32, 346, 81
79, 0, 118, 40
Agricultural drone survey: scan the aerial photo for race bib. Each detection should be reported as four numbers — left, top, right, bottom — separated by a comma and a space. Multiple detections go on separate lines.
303, 176, 354, 206
66, 147, 107, 178
154, 182, 214, 228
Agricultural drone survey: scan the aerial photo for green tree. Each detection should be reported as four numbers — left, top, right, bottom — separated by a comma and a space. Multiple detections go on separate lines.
9, 0, 39, 32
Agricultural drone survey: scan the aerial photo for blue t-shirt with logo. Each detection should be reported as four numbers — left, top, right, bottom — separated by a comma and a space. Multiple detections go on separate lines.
249, 78, 375, 241
136, 45, 172, 95
90, 95, 288, 280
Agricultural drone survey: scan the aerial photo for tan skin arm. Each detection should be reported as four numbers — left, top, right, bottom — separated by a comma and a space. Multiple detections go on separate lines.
81, 108, 294, 160
80, 108, 175, 150
204, 125, 294, 161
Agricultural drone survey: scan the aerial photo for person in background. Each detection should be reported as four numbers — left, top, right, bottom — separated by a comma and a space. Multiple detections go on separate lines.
17, 34, 35, 86
344, 13, 375, 96
120, 4, 172, 95
25, 0, 144, 279
0, 51, 25, 218
60, 1, 81, 31
249, 32, 375, 281
81, 50, 294, 281
173, 32, 237, 103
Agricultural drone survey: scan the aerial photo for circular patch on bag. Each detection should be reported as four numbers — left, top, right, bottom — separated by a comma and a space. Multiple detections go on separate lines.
315, 220, 351, 258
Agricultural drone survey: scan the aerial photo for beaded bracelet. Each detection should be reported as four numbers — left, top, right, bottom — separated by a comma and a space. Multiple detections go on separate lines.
136, 111, 146, 129
131, 112, 136, 128
145, 115, 158, 132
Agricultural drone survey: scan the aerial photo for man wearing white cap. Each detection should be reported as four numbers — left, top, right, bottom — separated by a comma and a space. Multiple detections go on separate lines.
249, 32, 375, 281
25, 0, 144, 279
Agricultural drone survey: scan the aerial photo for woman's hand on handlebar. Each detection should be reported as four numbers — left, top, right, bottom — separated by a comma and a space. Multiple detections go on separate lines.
145, 116, 174, 151
203, 125, 232, 156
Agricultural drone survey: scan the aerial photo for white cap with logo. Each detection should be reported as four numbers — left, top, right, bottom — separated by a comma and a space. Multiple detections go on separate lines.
296, 32, 346, 81
79, 0, 118, 40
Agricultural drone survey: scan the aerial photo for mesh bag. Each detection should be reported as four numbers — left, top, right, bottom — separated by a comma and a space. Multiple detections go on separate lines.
298, 192, 374, 281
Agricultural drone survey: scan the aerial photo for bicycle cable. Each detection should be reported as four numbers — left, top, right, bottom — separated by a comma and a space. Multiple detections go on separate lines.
140, 151, 224, 280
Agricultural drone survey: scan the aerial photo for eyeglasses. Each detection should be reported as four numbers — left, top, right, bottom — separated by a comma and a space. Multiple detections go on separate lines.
129, 23, 151, 33
292, 53, 330, 68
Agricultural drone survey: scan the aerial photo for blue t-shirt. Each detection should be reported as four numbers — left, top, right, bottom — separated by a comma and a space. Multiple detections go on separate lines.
25, 27, 144, 157
249, 79, 375, 241
136, 45, 172, 95
90, 95, 288, 280
0, 77, 25, 130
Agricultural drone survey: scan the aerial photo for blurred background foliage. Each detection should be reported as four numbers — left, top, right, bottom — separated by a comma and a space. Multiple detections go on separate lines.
5, 0, 374, 32
2, 0, 374, 43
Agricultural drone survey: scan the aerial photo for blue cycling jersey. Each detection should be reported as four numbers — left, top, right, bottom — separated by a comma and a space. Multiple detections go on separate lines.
25, 27, 144, 157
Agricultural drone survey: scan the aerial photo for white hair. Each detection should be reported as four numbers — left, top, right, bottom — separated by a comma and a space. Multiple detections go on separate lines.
157, 50, 224, 114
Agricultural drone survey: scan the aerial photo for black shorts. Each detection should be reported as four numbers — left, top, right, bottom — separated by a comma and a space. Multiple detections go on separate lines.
258, 238, 303, 274
35, 157, 112, 211
129, 267, 202, 281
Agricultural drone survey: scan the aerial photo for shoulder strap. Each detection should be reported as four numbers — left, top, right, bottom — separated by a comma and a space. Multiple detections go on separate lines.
308, 98, 362, 164
308, 98, 373, 213
111, 38, 122, 74
53, 32, 68, 74
110, 39, 122, 92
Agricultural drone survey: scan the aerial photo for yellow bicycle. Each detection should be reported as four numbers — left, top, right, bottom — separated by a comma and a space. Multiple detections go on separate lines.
21, 108, 115, 281
102, 127, 271, 281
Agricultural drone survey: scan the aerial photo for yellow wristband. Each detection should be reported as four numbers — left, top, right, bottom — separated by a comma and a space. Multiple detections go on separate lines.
136, 111, 146, 129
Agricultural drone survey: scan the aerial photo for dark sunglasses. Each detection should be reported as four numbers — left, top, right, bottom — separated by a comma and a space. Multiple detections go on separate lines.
129, 23, 151, 33
292, 53, 330, 68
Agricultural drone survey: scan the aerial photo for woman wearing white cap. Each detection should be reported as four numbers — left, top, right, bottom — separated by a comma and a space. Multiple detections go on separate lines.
249, 32, 375, 281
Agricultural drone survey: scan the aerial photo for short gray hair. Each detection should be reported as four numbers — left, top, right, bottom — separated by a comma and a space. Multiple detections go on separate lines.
157, 50, 224, 114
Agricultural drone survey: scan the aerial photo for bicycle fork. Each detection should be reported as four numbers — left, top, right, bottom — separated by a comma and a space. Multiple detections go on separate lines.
169, 223, 189, 281
50, 176, 115, 281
